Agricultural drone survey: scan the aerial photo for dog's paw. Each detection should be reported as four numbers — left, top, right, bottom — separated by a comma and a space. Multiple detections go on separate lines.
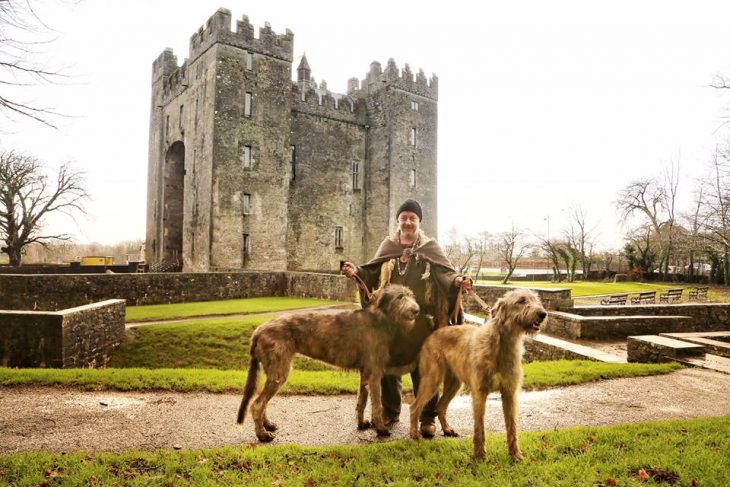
510, 451, 524, 462
357, 420, 372, 430
256, 431, 275, 443
263, 420, 278, 432
376, 428, 391, 437
443, 428, 459, 437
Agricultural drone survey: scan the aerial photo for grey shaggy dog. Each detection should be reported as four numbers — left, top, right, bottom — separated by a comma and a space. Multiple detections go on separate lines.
237, 284, 420, 441
408, 288, 547, 461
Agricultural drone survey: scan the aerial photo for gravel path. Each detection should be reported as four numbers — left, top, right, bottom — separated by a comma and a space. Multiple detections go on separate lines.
1, 368, 729, 454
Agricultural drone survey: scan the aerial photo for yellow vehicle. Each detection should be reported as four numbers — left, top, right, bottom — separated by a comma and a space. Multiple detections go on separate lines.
80, 256, 114, 266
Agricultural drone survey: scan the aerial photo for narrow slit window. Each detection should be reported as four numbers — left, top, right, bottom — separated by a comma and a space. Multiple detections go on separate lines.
411, 101, 419, 111
410, 127, 417, 146
335, 226, 344, 249
179, 105, 184, 130
244, 92, 253, 117
242, 234, 251, 265
243, 193, 251, 215
409, 169, 417, 189
351, 162, 360, 190
245, 51, 253, 71
290, 145, 296, 181
241, 144, 252, 169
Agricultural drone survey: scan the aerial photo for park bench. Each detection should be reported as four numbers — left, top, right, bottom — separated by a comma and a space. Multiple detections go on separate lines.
659, 288, 684, 304
600, 294, 628, 306
630, 291, 656, 305
688, 287, 709, 302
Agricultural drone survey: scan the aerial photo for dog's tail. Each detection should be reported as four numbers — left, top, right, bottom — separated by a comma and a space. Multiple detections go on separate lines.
237, 335, 260, 424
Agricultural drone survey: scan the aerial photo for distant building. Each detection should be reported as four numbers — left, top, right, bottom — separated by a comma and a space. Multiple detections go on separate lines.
146, 8, 438, 272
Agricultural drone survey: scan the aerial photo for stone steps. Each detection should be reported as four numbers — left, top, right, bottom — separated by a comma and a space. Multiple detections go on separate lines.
627, 335, 705, 363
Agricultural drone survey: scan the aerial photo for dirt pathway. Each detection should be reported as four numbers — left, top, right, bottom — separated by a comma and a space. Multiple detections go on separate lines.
1, 368, 729, 454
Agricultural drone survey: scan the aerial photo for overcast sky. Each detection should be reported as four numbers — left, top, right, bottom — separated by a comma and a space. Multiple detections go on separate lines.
3, 0, 730, 250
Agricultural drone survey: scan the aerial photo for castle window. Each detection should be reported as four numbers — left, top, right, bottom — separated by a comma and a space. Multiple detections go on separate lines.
335, 226, 344, 249
409, 169, 417, 189
242, 233, 251, 265
410, 128, 417, 147
243, 193, 251, 215
194, 97, 199, 129
411, 101, 419, 111
245, 51, 253, 71
352, 162, 360, 190
244, 92, 253, 117
290, 145, 296, 181
179, 105, 184, 130
241, 144, 252, 169
165, 115, 170, 138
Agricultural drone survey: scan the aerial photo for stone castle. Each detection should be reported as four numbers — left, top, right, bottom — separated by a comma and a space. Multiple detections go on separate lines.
146, 8, 438, 272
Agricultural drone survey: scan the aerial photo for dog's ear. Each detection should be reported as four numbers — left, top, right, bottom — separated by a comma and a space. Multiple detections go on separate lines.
371, 287, 392, 313
490, 298, 505, 322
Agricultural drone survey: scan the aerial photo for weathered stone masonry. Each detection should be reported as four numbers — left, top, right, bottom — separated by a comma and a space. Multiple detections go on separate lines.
146, 8, 438, 272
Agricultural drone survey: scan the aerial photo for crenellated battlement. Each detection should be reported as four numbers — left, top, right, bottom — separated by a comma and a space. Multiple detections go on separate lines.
355, 58, 438, 101
292, 81, 364, 124
188, 8, 293, 63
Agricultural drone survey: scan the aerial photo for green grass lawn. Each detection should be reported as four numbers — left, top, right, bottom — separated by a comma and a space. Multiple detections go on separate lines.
0, 416, 726, 486
126, 296, 350, 323
0, 361, 681, 394
479, 280, 686, 297
109, 314, 331, 371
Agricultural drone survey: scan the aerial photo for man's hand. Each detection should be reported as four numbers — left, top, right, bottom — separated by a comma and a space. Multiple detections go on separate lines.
455, 276, 473, 291
342, 262, 358, 279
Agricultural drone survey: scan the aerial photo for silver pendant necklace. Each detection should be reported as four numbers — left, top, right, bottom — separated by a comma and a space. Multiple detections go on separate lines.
396, 236, 418, 276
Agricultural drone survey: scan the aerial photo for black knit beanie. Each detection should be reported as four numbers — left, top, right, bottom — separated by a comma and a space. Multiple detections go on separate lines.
396, 199, 423, 221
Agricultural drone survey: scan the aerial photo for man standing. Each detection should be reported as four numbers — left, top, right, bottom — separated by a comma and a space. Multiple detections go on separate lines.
342, 199, 472, 437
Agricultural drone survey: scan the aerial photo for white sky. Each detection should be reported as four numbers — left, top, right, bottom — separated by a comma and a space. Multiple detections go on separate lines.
3, 0, 730, 250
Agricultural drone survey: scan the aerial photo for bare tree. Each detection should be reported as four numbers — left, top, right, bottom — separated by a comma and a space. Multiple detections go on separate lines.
500, 225, 528, 284
0, 0, 68, 128
616, 173, 678, 280
564, 206, 596, 279
0, 151, 87, 266
699, 147, 730, 283
536, 235, 563, 282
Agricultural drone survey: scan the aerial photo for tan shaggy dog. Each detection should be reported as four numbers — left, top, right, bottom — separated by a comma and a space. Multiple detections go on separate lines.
408, 288, 547, 461
237, 284, 420, 441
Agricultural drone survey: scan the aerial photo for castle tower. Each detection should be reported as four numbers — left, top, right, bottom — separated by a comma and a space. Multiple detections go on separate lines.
146, 9, 294, 271
361, 59, 439, 257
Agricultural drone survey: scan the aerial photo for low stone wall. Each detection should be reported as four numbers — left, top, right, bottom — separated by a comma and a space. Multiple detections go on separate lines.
0, 271, 358, 311
0, 300, 125, 368
570, 303, 730, 330
545, 312, 697, 339
467, 285, 573, 313
523, 336, 599, 362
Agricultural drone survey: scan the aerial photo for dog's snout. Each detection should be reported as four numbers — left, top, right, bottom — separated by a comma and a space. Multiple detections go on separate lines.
537, 311, 547, 322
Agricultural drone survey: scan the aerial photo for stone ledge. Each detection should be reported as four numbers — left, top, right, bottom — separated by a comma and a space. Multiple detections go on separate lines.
627, 335, 705, 363
546, 311, 694, 340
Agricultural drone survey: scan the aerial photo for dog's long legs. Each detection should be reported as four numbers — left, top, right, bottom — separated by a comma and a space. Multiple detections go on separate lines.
435, 370, 461, 437
356, 372, 370, 429
250, 371, 288, 442
471, 390, 488, 461
365, 371, 390, 437
408, 363, 442, 440
500, 385, 524, 461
